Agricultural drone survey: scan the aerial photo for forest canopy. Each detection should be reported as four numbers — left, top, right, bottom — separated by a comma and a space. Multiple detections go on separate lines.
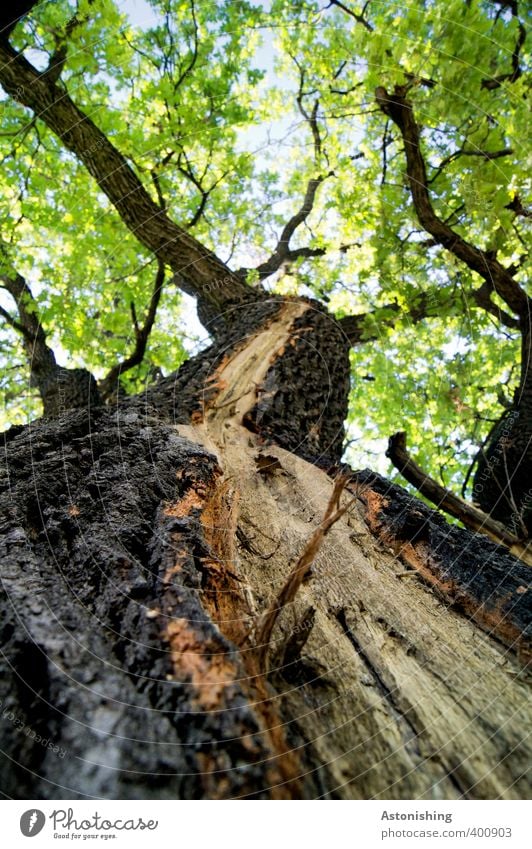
0, 0, 529, 508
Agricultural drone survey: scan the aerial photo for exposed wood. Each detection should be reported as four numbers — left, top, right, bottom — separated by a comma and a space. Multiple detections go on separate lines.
253, 475, 355, 670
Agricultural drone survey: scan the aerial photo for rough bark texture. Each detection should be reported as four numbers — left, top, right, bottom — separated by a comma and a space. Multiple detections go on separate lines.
472, 325, 532, 536
1, 300, 530, 800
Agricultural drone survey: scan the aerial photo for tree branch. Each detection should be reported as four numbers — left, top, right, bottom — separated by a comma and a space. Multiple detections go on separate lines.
0, 38, 258, 326
339, 287, 461, 345
0, 303, 26, 335
340, 281, 520, 345
328, 0, 373, 32
99, 260, 165, 400
0, 270, 101, 416
429, 147, 514, 185
0, 0, 37, 42
374, 85, 530, 319
0, 272, 57, 377
473, 281, 521, 330
172, 0, 199, 91
481, 17, 526, 90
386, 432, 532, 564
238, 174, 334, 281
175, 148, 228, 230
506, 194, 531, 219
44, 9, 91, 84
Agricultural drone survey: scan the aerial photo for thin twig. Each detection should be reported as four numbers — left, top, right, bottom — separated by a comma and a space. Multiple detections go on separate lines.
253, 475, 355, 669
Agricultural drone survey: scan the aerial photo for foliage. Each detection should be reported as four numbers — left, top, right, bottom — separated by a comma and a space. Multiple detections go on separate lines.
0, 0, 529, 495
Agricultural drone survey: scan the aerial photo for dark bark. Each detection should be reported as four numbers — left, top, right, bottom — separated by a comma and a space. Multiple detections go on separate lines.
355, 470, 531, 666
472, 323, 532, 536
0, 1, 35, 41
0, 411, 304, 799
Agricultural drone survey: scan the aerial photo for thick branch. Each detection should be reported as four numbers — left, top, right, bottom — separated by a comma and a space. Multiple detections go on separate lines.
0, 40, 256, 322
99, 260, 165, 400
44, 10, 89, 84
340, 299, 424, 344
0, 272, 57, 378
387, 431, 531, 564
0, 272, 101, 416
474, 281, 521, 329
375, 85, 530, 319
339, 285, 472, 345
239, 175, 332, 281
340, 282, 520, 345
0, 0, 36, 41
506, 194, 531, 218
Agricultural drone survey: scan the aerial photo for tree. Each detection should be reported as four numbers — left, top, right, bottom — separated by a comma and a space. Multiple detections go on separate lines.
0, 0, 529, 800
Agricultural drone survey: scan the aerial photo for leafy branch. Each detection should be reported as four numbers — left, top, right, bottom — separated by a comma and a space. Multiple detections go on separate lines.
99, 260, 166, 401
374, 84, 530, 320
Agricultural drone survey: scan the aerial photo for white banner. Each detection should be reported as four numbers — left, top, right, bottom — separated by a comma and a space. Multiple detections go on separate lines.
2, 800, 529, 848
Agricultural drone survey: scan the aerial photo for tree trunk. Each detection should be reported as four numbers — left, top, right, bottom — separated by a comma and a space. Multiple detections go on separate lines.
1, 296, 530, 800
472, 322, 532, 536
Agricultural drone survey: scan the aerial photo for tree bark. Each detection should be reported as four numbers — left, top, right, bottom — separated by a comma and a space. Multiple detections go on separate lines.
1, 298, 530, 800
472, 322, 532, 536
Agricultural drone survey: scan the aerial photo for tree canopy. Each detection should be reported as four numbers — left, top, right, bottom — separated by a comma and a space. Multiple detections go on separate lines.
0, 0, 530, 516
